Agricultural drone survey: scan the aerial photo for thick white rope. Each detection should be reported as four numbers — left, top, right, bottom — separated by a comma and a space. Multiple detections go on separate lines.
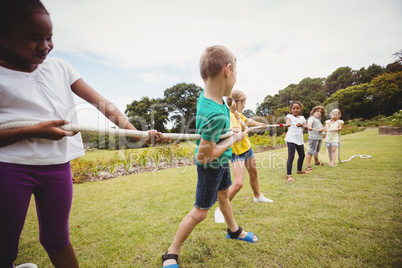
337, 131, 371, 163
0, 121, 288, 140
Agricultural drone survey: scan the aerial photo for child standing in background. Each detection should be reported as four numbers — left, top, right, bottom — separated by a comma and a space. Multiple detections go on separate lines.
305, 106, 326, 171
214, 90, 273, 223
284, 101, 309, 181
325, 109, 344, 167
0, 1, 165, 267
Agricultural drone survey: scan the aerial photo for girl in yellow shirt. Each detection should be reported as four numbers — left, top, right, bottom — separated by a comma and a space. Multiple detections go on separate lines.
325, 109, 344, 166
214, 90, 273, 223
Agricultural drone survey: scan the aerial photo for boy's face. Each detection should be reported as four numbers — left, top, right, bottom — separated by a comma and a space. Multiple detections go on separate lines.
0, 13, 53, 70
313, 110, 322, 118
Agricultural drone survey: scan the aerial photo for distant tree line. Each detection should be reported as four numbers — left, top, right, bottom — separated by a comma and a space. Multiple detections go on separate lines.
256, 50, 402, 119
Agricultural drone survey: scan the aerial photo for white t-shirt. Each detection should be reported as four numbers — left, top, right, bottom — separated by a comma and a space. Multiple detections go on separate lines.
284, 114, 306, 145
0, 57, 85, 165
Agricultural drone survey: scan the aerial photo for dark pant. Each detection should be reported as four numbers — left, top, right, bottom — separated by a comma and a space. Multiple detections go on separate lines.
0, 162, 73, 267
287, 142, 305, 175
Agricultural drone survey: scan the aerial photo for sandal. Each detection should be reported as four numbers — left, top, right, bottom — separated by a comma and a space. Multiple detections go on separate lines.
286, 175, 294, 181
162, 252, 179, 268
306, 166, 313, 171
297, 170, 310, 174
315, 162, 326, 166
226, 226, 258, 243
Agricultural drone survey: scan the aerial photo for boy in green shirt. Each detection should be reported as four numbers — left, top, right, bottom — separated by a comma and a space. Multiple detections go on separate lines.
162, 45, 259, 268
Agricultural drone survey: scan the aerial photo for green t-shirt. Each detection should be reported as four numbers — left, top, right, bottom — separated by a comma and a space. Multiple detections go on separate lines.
195, 91, 232, 167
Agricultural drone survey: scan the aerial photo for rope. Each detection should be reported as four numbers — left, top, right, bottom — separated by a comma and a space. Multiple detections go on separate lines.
337, 131, 371, 163
0, 121, 289, 140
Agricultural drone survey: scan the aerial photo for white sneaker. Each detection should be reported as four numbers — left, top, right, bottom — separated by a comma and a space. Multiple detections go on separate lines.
254, 194, 274, 203
214, 207, 225, 223
16, 264, 38, 268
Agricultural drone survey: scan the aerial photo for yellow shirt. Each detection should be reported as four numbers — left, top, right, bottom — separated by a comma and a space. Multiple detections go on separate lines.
230, 112, 251, 155
325, 119, 344, 143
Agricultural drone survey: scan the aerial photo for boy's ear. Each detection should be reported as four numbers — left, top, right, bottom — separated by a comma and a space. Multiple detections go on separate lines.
224, 63, 231, 78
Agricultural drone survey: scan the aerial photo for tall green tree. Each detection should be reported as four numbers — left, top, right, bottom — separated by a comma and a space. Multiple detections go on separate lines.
325, 67, 356, 96
324, 83, 376, 120
292, 77, 326, 116
370, 71, 402, 116
125, 97, 169, 132
163, 82, 203, 133
256, 95, 276, 116
356, 64, 384, 84
256, 78, 325, 117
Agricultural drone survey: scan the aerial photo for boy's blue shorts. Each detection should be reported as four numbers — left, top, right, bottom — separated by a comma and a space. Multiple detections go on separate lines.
195, 162, 232, 210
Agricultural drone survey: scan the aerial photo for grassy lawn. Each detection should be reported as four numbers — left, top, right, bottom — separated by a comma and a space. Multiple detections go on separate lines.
16, 128, 401, 267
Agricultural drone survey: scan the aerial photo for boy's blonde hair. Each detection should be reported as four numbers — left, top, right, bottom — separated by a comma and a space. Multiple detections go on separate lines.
310, 105, 326, 118
330, 108, 341, 117
199, 45, 236, 80
226, 90, 247, 130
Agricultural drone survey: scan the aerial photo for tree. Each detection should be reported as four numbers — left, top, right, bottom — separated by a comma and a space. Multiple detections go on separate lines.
125, 97, 169, 132
356, 64, 384, 84
291, 77, 326, 116
256, 85, 296, 116
163, 83, 203, 133
323, 83, 376, 120
242, 109, 255, 118
325, 67, 356, 96
385, 49, 402, 73
256, 95, 275, 116
392, 49, 402, 64
370, 71, 402, 116
256, 78, 326, 117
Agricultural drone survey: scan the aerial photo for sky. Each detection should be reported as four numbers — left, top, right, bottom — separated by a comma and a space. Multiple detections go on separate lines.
42, 0, 402, 129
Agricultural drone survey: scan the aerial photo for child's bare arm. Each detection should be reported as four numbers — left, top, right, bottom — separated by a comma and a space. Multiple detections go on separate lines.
245, 118, 265, 128
71, 78, 168, 144
196, 129, 249, 164
0, 120, 75, 148
71, 78, 135, 130
307, 121, 313, 131
285, 117, 292, 126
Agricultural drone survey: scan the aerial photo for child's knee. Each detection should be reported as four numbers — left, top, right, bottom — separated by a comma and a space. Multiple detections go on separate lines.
233, 181, 244, 191
40, 233, 70, 254
248, 171, 258, 180
191, 208, 208, 222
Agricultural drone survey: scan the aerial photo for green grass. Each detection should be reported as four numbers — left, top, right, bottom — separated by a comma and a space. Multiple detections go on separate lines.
16, 129, 402, 267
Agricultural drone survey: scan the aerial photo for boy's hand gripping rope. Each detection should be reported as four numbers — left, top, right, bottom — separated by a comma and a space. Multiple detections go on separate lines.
0, 121, 289, 140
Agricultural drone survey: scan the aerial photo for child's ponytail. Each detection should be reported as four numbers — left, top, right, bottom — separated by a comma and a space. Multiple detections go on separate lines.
227, 90, 248, 131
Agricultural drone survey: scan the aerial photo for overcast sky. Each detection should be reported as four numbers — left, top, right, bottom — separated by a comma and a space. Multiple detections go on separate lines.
42, 0, 402, 128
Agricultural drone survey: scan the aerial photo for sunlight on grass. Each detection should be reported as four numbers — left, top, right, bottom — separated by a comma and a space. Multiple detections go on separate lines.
16, 129, 401, 267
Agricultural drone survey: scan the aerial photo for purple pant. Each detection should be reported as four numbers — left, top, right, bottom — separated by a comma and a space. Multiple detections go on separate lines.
0, 161, 73, 267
